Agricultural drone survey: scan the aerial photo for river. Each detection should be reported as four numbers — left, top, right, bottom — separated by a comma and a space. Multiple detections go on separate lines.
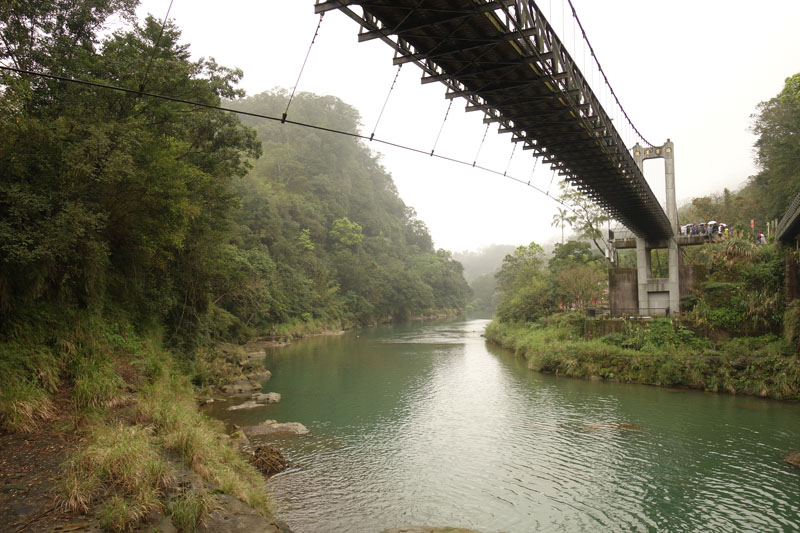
204, 319, 800, 532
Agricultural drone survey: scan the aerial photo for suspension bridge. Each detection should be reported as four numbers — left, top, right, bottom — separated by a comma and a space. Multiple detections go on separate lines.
315, 0, 682, 315
315, 0, 674, 242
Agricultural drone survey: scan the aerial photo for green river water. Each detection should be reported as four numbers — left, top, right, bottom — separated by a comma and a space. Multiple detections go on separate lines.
204, 319, 800, 532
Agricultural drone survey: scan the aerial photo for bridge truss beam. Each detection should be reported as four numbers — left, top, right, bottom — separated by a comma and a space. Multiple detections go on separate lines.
315, 0, 673, 241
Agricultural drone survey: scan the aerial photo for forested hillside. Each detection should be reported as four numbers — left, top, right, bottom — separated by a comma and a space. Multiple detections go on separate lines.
0, 24, 469, 352
223, 91, 471, 333
0, 4, 470, 527
679, 73, 800, 230
0, 1, 469, 440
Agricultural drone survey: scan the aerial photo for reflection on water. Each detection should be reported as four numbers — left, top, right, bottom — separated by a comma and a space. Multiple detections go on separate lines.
205, 320, 800, 532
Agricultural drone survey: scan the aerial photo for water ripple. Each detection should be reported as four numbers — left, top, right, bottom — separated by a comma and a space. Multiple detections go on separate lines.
247, 320, 800, 532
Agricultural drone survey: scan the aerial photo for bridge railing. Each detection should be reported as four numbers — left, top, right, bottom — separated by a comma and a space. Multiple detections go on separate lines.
777, 190, 800, 243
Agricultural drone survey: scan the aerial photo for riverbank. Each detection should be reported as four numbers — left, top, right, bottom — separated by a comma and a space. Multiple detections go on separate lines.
0, 315, 294, 532
484, 314, 800, 400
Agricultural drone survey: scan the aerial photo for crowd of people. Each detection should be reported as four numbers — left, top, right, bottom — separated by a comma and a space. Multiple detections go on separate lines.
680, 221, 769, 245
680, 221, 730, 240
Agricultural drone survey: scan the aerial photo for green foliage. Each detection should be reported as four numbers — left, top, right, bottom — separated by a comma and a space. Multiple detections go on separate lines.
1, 0, 471, 361
167, 488, 215, 532
0, 379, 54, 433
487, 319, 799, 399
494, 242, 554, 322
687, 239, 785, 335
61, 423, 176, 518
224, 91, 471, 328
466, 273, 498, 316
71, 355, 125, 409
556, 182, 610, 255
137, 373, 271, 515
329, 217, 364, 247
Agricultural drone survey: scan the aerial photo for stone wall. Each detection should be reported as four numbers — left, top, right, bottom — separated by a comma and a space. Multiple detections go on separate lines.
679, 264, 705, 311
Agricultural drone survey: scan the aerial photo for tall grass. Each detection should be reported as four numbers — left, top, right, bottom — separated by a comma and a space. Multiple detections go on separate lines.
137, 373, 272, 514
61, 422, 176, 527
0, 342, 59, 432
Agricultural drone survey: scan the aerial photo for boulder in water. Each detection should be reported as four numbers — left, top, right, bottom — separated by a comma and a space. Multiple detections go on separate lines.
221, 380, 262, 394
226, 400, 265, 411
251, 392, 281, 404
242, 421, 309, 437
785, 451, 800, 467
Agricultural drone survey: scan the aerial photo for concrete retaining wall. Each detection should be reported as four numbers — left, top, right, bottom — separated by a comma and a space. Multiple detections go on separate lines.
609, 268, 638, 315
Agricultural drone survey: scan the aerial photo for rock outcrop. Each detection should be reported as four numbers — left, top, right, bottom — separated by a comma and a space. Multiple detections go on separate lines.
220, 370, 272, 395
241, 421, 310, 437
226, 400, 264, 411
251, 392, 281, 404
785, 451, 800, 467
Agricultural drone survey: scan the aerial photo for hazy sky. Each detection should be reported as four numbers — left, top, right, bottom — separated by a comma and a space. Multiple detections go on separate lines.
136, 1, 800, 252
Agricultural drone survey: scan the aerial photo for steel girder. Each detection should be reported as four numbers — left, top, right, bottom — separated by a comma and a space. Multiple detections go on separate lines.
315, 0, 672, 241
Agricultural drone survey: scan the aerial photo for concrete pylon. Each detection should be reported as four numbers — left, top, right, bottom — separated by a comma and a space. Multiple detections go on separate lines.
632, 140, 680, 316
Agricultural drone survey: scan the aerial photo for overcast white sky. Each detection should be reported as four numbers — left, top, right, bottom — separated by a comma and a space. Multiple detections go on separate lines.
136, 1, 800, 252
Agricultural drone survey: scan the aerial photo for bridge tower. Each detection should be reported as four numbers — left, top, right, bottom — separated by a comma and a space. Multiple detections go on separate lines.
631, 140, 680, 316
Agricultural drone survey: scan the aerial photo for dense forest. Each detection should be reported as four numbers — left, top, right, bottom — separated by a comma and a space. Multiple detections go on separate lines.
0, 6, 470, 354
0, 3, 471, 528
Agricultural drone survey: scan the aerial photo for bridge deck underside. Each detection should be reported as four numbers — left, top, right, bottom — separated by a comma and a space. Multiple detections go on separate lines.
320, 0, 673, 241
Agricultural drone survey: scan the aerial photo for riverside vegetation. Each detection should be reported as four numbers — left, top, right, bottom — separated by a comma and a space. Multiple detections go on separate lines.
485, 72, 800, 401
0, 2, 470, 530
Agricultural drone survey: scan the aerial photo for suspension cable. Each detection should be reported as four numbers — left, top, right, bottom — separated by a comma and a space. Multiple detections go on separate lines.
527, 155, 539, 185
139, 0, 175, 94
0, 64, 576, 213
503, 143, 517, 176
283, 12, 325, 123
546, 167, 557, 196
370, 64, 402, 141
472, 123, 490, 167
565, 0, 653, 147
430, 99, 453, 156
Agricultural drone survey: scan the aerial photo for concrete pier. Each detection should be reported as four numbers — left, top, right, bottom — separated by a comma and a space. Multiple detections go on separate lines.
631, 140, 680, 316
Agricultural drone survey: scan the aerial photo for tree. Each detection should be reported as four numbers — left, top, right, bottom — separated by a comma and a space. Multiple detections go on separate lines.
548, 240, 603, 274
553, 265, 606, 310
750, 72, 800, 221
0, 10, 262, 338
329, 217, 363, 248
494, 242, 553, 322
557, 181, 609, 256
551, 207, 569, 244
